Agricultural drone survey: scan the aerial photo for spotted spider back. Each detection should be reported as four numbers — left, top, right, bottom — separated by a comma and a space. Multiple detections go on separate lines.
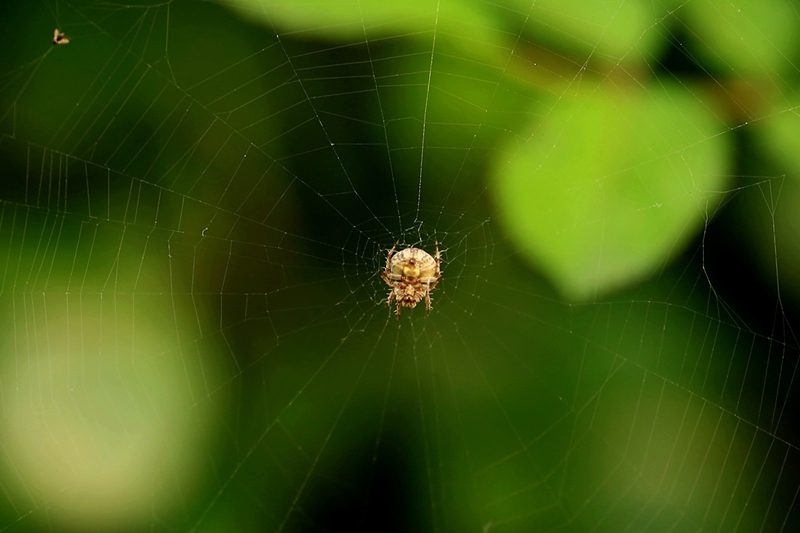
390, 247, 437, 279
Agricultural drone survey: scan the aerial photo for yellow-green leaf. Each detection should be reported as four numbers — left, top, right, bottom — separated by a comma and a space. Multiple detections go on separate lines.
491, 82, 730, 300
501, 0, 667, 63
223, 0, 508, 66
683, 0, 800, 77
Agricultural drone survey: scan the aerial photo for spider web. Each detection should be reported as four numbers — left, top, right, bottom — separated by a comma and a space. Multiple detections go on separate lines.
0, 0, 798, 531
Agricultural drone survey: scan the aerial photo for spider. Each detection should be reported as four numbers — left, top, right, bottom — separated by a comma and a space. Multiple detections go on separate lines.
381, 240, 441, 318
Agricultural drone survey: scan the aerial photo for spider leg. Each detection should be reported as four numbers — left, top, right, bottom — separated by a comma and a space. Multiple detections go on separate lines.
429, 239, 441, 291
384, 240, 399, 274
386, 288, 402, 320
425, 240, 441, 314
385, 241, 402, 319
381, 241, 399, 287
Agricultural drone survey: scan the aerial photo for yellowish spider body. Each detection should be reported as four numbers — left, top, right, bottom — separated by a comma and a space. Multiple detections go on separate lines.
381, 241, 441, 318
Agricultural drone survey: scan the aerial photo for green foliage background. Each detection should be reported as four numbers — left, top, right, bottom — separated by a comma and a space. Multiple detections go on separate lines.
0, 0, 799, 531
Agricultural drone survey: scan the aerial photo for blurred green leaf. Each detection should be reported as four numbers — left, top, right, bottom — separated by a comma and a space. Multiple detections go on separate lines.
502, 0, 667, 62
683, 0, 800, 76
226, 0, 457, 33
758, 96, 800, 171
491, 82, 730, 300
225, 0, 509, 66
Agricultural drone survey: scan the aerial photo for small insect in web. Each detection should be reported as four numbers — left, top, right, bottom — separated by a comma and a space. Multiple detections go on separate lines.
53, 29, 69, 46
381, 240, 441, 318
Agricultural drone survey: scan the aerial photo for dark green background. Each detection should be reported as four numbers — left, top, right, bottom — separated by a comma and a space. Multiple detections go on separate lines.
0, 1, 798, 531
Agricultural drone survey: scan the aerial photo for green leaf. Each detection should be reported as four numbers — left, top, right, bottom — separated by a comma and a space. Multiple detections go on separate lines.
758, 96, 800, 172
682, 0, 800, 76
223, 0, 509, 66
491, 82, 730, 300
500, 0, 667, 63
225, 0, 439, 33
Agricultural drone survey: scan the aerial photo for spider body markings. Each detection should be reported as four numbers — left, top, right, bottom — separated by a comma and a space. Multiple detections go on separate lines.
381, 240, 441, 318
